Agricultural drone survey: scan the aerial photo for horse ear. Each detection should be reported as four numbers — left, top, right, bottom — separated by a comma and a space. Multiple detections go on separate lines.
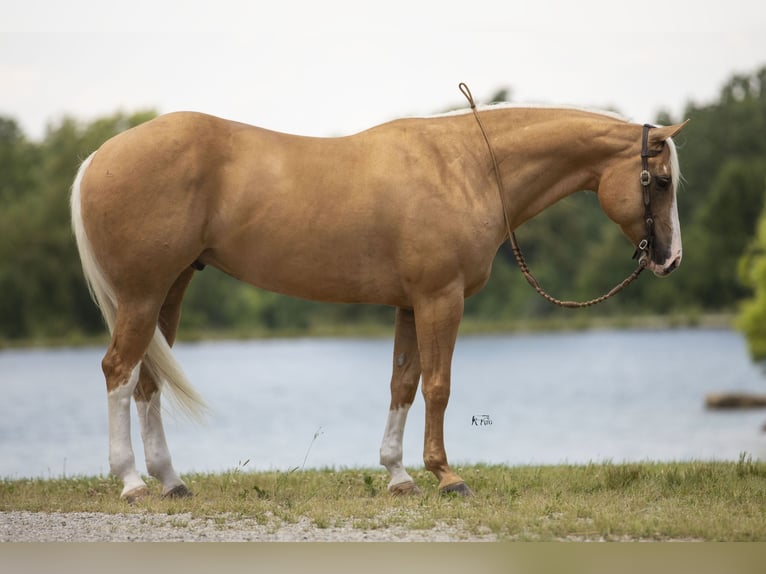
649, 119, 690, 146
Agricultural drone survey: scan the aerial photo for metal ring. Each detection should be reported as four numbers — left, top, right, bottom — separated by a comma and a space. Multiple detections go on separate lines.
639, 170, 652, 186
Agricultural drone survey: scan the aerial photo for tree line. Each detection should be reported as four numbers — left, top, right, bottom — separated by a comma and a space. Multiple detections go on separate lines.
2, 67, 766, 344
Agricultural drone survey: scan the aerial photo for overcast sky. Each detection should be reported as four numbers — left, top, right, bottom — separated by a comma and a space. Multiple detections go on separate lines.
2, 0, 765, 140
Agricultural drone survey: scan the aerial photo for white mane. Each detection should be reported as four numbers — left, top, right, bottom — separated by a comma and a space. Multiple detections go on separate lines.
667, 136, 682, 191
422, 101, 629, 123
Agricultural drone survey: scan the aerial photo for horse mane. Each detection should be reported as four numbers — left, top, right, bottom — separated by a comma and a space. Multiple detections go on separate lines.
422, 101, 630, 123
667, 136, 682, 192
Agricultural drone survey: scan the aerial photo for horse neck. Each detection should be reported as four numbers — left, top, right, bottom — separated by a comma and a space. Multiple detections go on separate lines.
480, 108, 634, 229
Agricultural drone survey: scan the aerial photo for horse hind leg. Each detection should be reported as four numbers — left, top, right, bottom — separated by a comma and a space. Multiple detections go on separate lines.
379, 308, 422, 495
103, 301, 165, 502
134, 267, 196, 498
134, 367, 190, 498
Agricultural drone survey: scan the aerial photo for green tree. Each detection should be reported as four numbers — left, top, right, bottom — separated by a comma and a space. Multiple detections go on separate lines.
0, 118, 39, 204
737, 195, 766, 360
684, 159, 766, 309
0, 111, 156, 340
651, 67, 766, 313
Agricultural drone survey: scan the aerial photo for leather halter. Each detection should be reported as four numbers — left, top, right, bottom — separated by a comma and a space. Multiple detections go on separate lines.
459, 82, 658, 308
633, 123, 662, 267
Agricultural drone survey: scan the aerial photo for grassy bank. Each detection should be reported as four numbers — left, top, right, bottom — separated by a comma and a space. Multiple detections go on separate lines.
3, 459, 765, 541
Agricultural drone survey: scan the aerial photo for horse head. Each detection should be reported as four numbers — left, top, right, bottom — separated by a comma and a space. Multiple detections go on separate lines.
597, 121, 688, 277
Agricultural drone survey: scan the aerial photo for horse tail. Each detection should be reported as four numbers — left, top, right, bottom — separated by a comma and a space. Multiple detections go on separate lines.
70, 153, 119, 333
70, 152, 207, 421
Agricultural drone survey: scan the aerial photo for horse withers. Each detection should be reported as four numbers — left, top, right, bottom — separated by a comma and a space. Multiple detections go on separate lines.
71, 100, 686, 500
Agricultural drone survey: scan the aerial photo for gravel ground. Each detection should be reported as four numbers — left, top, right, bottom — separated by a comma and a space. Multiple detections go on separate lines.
0, 511, 496, 542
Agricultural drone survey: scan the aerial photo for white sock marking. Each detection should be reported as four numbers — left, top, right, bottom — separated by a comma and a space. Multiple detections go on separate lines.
107, 364, 146, 497
136, 391, 186, 495
379, 405, 414, 489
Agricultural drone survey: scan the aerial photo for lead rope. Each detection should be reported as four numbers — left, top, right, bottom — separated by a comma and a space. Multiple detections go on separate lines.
458, 82, 646, 309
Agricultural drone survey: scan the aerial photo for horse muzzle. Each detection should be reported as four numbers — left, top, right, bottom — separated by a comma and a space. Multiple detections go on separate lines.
644, 250, 682, 277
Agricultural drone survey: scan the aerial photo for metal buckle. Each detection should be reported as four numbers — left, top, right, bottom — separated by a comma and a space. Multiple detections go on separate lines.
639, 170, 652, 187
638, 239, 648, 251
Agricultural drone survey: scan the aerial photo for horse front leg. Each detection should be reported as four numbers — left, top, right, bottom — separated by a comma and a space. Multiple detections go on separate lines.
414, 288, 472, 496
379, 308, 422, 495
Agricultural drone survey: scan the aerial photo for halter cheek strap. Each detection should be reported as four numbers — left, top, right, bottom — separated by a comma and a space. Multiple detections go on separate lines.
633, 123, 661, 266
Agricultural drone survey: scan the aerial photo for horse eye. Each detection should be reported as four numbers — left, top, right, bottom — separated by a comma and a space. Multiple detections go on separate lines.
655, 176, 672, 190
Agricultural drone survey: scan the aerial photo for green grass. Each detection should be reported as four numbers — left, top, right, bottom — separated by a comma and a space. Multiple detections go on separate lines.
3, 459, 766, 541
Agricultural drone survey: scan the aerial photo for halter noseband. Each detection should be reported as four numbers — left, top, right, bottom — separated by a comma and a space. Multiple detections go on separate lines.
633, 123, 662, 267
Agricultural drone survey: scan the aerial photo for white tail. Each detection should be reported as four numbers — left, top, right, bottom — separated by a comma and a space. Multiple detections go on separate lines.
70, 153, 207, 420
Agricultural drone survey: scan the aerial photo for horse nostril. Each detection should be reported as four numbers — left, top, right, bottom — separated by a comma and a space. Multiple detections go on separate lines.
655, 255, 681, 277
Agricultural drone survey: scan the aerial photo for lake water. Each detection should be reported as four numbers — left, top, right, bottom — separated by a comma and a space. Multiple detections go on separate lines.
2, 328, 766, 479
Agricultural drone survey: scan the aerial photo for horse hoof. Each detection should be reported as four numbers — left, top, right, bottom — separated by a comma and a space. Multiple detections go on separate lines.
389, 481, 422, 496
440, 482, 473, 497
122, 486, 150, 504
162, 484, 193, 499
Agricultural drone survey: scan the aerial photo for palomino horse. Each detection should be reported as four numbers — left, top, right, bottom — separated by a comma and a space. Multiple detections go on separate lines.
71, 96, 686, 500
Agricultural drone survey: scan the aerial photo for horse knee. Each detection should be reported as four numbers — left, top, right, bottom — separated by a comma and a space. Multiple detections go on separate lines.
421, 379, 450, 408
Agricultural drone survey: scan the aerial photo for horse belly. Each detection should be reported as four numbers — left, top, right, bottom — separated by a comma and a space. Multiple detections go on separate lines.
208, 223, 408, 306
